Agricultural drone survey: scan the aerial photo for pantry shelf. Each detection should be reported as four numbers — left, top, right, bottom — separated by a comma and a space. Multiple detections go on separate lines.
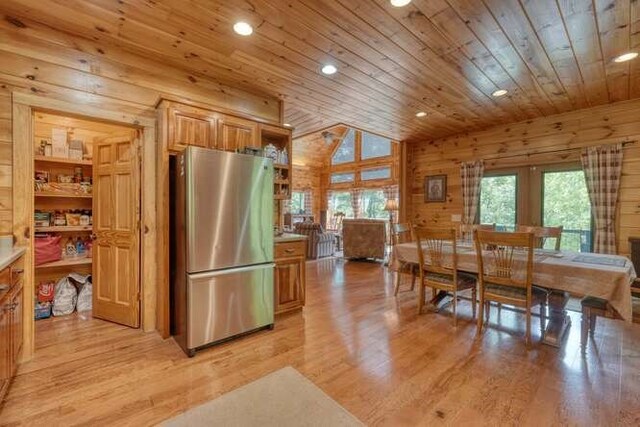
35, 226, 93, 233
36, 257, 92, 269
34, 155, 93, 166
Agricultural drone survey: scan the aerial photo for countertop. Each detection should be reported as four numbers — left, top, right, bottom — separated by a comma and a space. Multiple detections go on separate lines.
275, 233, 308, 243
0, 247, 26, 272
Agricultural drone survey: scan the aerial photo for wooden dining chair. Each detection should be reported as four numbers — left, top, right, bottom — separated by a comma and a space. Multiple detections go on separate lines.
392, 222, 418, 296
516, 225, 563, 251
473, 230, 547, 347
415, 227, 477, 325
459, 223, 496, 243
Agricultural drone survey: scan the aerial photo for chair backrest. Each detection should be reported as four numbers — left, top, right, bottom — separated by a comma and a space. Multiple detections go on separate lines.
414, 227, 458, 277
473, 230, 534, 292
329, 212, 345, 231
459, 223, 495, 242
392, 222, 413, 246
516, 225, 563, 250
294, 222, 324, 238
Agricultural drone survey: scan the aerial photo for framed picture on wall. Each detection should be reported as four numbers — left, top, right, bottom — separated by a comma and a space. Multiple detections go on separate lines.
424, 175, 447, 203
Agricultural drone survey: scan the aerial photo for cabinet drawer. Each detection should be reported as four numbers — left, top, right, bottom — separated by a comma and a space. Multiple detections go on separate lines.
275, 241, 305, 259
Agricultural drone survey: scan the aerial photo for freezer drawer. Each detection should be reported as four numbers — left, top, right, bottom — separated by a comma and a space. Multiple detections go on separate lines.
187, 263, 274, 350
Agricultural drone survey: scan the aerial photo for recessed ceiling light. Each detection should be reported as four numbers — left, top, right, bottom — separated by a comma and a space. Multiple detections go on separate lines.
416, 111, 427, 118
233, 21, 253, 36
390, 0, 412, 6
492, 89, 508, 97
614, 52, 638, 63
283, 123, 291, 127
321, 64, 337, 75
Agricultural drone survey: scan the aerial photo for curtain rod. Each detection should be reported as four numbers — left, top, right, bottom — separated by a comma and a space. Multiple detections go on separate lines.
482, 140, 636, 162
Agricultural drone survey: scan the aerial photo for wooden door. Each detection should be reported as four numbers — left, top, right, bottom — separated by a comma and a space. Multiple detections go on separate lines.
274, 258, 305, 314
168, 107, 217, 151
218, 115, 258, 152
93, 132, 141, 328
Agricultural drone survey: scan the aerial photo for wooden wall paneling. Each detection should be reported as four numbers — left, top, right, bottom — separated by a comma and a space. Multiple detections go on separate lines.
409, 98, 640, 256
12, 102, 32, 362
0, 92, 11, 233
292, 165, 322, 222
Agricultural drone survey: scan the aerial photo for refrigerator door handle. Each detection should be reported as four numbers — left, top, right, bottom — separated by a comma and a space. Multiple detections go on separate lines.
189, 263, 276, 280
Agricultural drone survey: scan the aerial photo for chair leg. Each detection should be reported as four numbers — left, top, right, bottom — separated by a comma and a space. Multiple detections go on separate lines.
589, 313, 597, 335
393, 271, 401, 296
452, 290, 457, 327
417, 280, 424, 315
477, 292, 484, 332
471, 287, 477, 320
525, 306, 532, 348
485, 301, 491, 323
581, 307, 590, 350
410, 270, 416, 291
539, 303, 546, 336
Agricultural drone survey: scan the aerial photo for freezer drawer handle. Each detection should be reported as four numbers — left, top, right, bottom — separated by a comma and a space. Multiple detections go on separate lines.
189, 263, 275, 280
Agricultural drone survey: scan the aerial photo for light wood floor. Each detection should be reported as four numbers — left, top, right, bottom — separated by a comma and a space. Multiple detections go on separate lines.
2, 259, 640, 426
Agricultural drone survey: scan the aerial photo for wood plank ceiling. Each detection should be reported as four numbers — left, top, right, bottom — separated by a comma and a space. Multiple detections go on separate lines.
1, 0, 639, 141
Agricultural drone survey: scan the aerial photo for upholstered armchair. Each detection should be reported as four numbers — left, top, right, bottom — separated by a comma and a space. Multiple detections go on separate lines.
293, 222, 336, 259
342, 219, 386, 260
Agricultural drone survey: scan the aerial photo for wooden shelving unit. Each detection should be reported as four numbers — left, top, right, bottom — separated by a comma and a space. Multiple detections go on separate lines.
35, 193, 92, 199
35, 257, 92, 270
35, 226, 92, 233
34, 155, 92, 166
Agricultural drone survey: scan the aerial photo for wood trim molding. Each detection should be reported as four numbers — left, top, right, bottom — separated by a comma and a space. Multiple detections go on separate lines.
12, 93, 158, 361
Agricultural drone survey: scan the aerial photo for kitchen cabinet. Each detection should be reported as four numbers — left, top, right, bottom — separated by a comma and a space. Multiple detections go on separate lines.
167, 105, 217, 151
218, 115, 259, 151
0, 257, 24, 404
274, 238, 306, 315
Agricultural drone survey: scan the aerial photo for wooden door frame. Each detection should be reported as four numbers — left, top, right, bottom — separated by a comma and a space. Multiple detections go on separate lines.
12, 92, 157, 362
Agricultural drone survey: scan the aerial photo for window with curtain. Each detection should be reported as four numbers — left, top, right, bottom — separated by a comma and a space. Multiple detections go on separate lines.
290, 191, 305, 214
361, 189, 387, 219
328, 191, 354, 219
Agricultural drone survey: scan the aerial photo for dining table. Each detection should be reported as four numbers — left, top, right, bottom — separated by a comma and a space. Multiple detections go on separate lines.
390, 241, 637, 347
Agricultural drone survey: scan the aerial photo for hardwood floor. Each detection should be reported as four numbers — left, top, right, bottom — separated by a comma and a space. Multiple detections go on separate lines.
2, 259, 639, 426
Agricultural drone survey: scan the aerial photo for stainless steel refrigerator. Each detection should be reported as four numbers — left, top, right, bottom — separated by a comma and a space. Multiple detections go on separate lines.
171, 147, 274, 357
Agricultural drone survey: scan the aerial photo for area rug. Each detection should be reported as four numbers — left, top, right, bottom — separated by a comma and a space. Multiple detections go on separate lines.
160, 366, 363, 427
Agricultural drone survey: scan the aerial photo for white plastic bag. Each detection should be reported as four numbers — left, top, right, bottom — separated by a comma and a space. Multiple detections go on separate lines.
52, 277, 78, 316
76, 280, 92, 312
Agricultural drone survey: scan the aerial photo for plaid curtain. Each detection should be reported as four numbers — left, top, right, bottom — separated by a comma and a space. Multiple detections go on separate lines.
303, 189, 313, 215
581, 144, 623, 254
383, 185, 399, 223
350, 188, 363, 218
460, 161, 484, 224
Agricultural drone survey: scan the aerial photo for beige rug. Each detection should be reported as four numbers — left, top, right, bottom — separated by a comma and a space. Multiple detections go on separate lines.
160, 367, 363, 427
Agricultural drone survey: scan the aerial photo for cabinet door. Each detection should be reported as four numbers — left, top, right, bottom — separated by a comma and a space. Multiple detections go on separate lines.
168, 107, 217, 151
10, 286, 23, 366
0, 300, 9, 391
274, 257, 305, 314
218, 115, 258, 152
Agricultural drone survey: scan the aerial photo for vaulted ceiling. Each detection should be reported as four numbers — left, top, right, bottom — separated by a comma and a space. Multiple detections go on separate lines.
2, 0, 639, 141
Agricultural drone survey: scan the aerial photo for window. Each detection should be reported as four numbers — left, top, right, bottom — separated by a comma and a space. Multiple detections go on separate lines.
479, 174, 517, 231
361, 189, 387, 219
361, 167, 391, 181
328, 191, 354, 219
543, 170, 592, 252
290, 191, 305, 214
331, 172, 355, 184
361, 132, 391, 159
332, 128, 355, 164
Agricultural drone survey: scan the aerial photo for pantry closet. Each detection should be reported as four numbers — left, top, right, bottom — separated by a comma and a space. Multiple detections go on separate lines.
31, 111, 142, 335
